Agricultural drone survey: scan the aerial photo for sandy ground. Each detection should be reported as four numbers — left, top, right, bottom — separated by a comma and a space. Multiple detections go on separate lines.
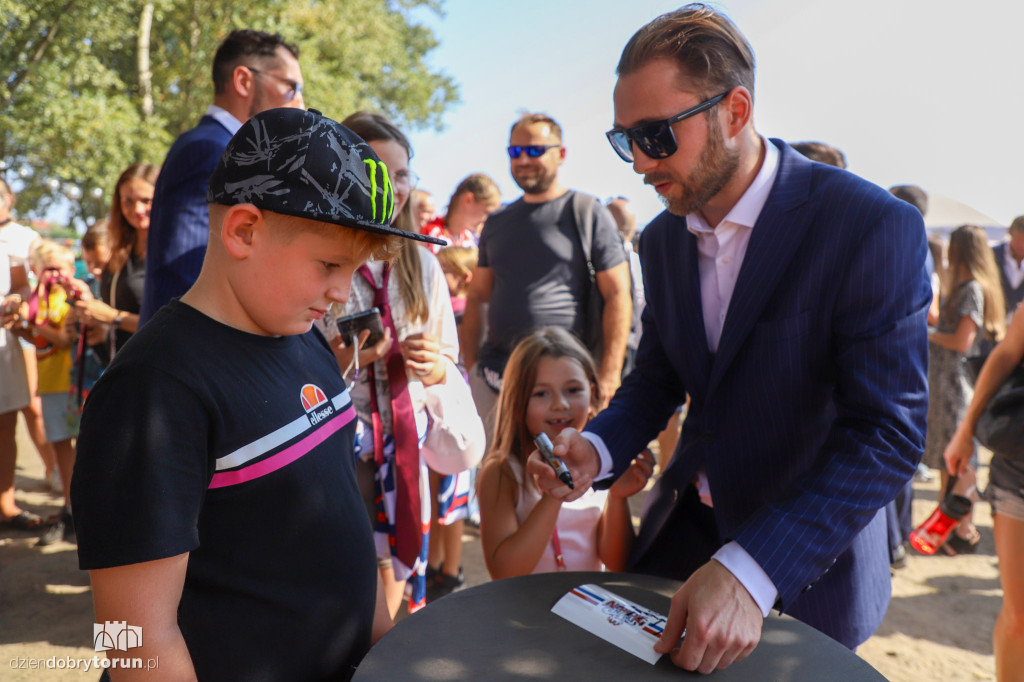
0, 415, 999, 681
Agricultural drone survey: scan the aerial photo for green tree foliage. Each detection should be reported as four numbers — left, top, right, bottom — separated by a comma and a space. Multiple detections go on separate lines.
0, 0, 458, 225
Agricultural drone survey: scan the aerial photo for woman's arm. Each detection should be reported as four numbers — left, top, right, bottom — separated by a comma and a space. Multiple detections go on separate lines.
929, 314, 978, 352
75, 298, 140, 334
478, 457, 562, 579
944, 307, 1024, 475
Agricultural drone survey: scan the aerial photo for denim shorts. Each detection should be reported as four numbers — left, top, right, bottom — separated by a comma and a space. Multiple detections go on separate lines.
988, 454, 1024, 523
40, 391, 79, 442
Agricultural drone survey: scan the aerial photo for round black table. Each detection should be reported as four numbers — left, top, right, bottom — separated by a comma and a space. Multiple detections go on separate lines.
354, 572, 886, 680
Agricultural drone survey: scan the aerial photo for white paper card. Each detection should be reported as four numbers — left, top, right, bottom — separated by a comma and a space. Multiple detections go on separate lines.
550, 584, 666, 664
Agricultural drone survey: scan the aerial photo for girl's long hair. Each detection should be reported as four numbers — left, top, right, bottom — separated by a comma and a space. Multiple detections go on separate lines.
945, 224, 1006, 342
107, 163, 159, 275
341, 111, 428, 323
490, 327, 600, 503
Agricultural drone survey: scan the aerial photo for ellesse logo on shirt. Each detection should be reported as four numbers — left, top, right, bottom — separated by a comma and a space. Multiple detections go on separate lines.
300, 384, 334, 425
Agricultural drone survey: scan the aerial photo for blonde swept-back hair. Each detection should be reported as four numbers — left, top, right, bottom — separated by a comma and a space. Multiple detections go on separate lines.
107, 163, 159, 275
489, 328, 601, 504
342, 111, 428, 323
617, 3, 755, 100
945, 225, 1006, 342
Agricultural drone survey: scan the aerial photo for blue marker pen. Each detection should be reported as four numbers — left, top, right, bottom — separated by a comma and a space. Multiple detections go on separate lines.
534, 432, 574, 490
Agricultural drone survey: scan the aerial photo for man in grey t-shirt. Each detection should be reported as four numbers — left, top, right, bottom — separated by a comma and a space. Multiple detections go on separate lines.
462, 112, 631, 437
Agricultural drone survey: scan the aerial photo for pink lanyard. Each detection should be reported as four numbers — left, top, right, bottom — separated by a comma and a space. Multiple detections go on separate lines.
551, 527, 567, 571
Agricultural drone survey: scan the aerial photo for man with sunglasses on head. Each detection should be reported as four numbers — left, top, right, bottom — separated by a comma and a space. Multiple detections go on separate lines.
530, 4, 929, 673
462, 113, 632, 440
140, 29, 305, 323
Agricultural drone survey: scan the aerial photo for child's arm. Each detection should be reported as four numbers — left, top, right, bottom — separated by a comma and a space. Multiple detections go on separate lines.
29, 319, 75, 348
89, 553, 197, 681
929, 314, 979, 352
597, 450, 655, 572
478, 456, 563, 579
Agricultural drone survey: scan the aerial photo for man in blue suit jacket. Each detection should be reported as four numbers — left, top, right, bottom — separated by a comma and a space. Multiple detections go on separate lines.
140, 30, 305, 323
531, 4, 929, 673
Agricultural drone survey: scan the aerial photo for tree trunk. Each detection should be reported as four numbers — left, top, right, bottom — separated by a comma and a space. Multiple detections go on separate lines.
137, 2, 155, 118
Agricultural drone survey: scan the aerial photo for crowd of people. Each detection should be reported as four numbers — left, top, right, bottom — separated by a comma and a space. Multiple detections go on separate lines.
1, 4, 1023, 681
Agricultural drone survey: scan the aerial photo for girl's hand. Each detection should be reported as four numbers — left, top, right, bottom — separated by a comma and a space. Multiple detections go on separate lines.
943, 427, 974, 477
608, 449, 655, 499
332, 327, 393, 376
401, 332, 446, 386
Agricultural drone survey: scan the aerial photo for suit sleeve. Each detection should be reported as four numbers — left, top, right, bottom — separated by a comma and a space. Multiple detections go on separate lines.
140, 134, 226, 322
735, 200, 930, 608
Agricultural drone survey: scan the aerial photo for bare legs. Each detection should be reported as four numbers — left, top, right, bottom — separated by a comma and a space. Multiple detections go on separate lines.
0, 410, 22, 519
993, 512, 1024, 682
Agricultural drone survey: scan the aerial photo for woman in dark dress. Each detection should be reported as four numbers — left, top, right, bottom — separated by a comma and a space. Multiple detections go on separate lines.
76, 163, 159, 358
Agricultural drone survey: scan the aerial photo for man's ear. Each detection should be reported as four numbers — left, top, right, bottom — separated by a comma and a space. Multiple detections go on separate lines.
232, 64, 256, 99
722, 86, 753, 138
221, 204, 263, 260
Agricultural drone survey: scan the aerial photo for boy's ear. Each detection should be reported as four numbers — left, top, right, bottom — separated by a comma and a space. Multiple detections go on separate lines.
461, 270, 473, 286
220, 204, 264, 260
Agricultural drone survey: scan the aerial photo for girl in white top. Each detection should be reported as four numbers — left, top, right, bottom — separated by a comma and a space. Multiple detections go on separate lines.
479, 327, 653, 578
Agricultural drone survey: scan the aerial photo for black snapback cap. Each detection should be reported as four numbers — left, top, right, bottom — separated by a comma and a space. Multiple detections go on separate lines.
207, 107, 444, 246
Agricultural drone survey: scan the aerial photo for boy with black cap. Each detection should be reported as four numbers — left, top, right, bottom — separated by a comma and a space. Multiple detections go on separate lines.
71, 108, 444, 681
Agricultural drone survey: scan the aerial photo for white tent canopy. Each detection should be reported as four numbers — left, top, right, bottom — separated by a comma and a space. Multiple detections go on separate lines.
922, 194, 1005, 242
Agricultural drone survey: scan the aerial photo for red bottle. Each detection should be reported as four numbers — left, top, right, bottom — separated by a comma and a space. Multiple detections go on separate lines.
909, 480, 972, 555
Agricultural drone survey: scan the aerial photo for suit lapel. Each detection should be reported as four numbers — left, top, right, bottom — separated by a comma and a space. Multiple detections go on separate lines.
706, 142, 814, 399
662, 216, 712, 398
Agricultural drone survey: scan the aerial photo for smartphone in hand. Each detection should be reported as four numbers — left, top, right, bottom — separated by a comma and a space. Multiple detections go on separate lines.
336, 307, 385, 349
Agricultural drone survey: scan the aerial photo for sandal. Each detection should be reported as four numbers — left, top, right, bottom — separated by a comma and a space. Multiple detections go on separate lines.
0, 510, 43, 530
941, 527, 981, 556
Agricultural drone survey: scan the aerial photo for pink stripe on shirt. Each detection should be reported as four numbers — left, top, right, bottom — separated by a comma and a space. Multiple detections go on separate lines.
208, 406, 356, 489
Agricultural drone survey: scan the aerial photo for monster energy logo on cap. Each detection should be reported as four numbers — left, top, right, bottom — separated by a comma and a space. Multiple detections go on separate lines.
362, 159, 394, 223
206, 108, 444, 246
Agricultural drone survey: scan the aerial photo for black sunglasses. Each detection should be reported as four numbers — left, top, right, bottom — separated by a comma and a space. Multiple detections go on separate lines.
249, 67, 303, 103
507, 145, 561, 159
605, 91, 730, 162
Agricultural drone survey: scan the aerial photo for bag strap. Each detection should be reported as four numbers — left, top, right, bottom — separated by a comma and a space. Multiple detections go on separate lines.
568, 191, 597, 283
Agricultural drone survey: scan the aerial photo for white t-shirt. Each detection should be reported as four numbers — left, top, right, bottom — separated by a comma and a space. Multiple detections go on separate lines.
0, 221, 41, 269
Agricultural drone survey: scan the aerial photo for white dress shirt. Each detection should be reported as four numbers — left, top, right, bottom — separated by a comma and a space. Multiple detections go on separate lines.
205, 104, 244, 136
587, 138, 781, 617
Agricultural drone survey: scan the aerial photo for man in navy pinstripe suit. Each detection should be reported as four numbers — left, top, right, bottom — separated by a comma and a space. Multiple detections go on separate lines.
140, 30, 305, 323
530, 4, 929, 673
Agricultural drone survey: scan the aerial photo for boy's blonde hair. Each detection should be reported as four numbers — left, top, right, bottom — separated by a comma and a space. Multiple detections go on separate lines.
436, 245, 478, 279
490, 328, 600, 503
31, 239, 75, 274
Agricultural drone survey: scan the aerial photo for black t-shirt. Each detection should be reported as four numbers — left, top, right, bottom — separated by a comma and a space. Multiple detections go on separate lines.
476, 191, 624, 369
72, 300, 377, 681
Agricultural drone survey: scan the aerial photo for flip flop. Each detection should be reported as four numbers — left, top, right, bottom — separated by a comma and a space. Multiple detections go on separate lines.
0, 510, 43, 530
941, 527, 981, 556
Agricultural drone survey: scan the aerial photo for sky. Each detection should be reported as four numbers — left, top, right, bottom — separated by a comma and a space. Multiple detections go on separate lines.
405, 0, 1024, 230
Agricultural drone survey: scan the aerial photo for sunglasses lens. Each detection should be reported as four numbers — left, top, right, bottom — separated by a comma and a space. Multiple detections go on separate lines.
636, 123, 676, 160
526, 146, 546, 158
607, 131, 634, 162
507, 146, 522, 159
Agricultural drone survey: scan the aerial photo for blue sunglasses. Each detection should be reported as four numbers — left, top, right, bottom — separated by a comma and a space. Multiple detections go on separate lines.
507, 145, 561, 159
